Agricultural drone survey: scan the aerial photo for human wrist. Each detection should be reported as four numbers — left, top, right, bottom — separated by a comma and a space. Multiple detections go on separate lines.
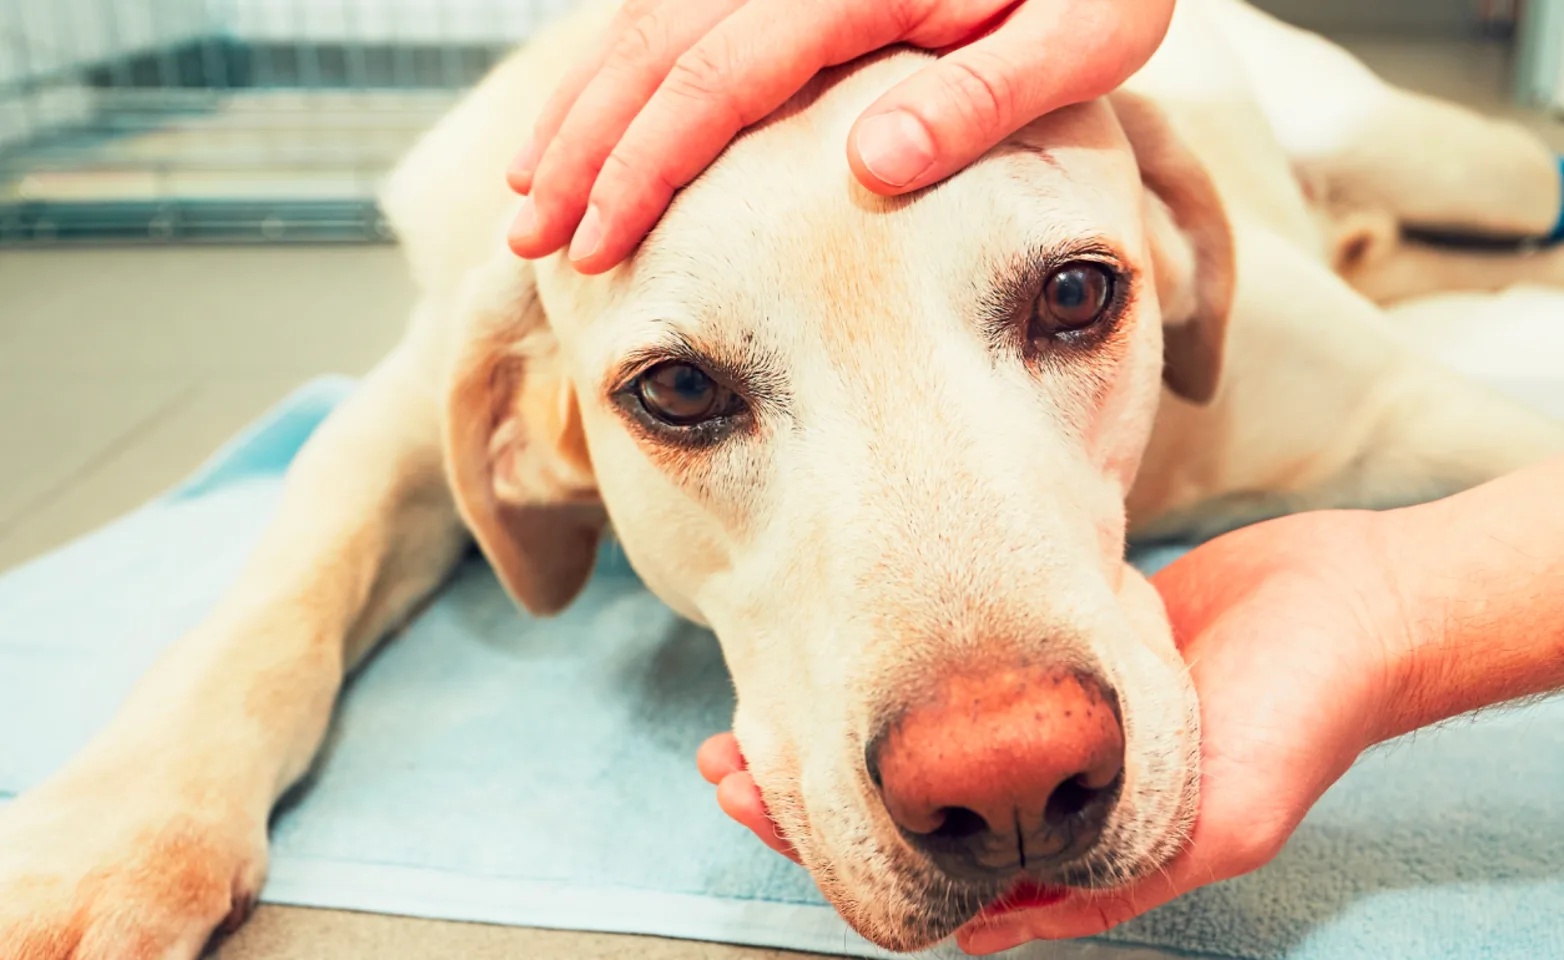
1364, 502, 1457, 746
1369, 457, 1564, 744
1285, 508, 1434, 754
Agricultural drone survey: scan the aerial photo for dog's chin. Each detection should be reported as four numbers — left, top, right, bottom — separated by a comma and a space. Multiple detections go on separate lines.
804, 839, 997, 952
828, 879, 992, 953
812, 788, 1200, 953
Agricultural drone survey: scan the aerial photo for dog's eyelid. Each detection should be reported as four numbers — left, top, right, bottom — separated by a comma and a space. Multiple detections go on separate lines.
978, 238, 1135, 348
602, 334, 790, 415
1027, 239, 1130, 277
607, 339, 706, 395
1008, 238, 1133, 302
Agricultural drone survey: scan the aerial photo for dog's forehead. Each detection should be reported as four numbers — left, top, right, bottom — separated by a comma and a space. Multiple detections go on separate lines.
637, 63, 1139, 294
543, 53, 1143, 366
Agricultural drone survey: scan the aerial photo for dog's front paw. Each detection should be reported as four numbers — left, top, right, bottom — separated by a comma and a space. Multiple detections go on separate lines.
0, 770, 267, 960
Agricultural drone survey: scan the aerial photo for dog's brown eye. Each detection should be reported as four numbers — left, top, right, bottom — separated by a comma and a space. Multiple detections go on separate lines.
635, 361, 740, 426
1033, 263, 1114, 337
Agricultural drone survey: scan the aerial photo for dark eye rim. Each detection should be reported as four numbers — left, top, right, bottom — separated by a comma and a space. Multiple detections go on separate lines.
634, 361, 728, 427
1039, 262, 1116, 331
1031, 260, 1119, 338
1019, 256, 1134, 359
612, 357, 752, 445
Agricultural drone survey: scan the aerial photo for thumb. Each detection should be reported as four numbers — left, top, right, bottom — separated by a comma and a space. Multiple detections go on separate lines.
847, 0, 1172, 194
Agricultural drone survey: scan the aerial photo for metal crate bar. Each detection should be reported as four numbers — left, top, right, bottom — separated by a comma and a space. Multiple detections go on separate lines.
0, 0, 570, 245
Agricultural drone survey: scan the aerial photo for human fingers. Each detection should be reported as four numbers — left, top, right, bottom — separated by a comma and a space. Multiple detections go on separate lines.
847, 0, 1175, 194
508, 0, 747, 258
561, 0, 945, 271
697, 732, 747, 785
716, 771, 801, 862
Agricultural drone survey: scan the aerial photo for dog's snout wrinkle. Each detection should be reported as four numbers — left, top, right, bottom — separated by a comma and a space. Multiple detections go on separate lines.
870, 665, 1125, 883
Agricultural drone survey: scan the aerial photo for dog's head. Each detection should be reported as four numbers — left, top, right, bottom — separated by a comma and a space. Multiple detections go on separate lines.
436, 54, 1229, 951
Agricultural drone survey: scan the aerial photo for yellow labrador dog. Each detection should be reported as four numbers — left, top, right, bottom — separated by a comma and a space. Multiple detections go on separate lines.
4, 0, 1564, 955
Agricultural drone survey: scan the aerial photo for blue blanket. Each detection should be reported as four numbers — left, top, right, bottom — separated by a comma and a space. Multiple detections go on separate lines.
2, 377, 1561, 960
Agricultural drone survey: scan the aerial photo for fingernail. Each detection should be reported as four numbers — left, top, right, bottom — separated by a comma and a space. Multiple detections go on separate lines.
570, 204, 603, 262
509, 196, 537, 246
855, 111, 936, 188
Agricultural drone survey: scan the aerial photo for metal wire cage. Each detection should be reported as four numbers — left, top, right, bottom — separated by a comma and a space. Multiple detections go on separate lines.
0, 0, 574, 245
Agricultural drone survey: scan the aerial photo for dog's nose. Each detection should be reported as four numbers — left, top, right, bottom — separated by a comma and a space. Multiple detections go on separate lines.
869, 667, 1124, 882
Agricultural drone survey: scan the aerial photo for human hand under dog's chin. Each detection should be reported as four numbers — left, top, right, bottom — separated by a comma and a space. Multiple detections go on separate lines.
696, 732, 800, 863
700, 510, 1414, 955
957, 510, 1412, 952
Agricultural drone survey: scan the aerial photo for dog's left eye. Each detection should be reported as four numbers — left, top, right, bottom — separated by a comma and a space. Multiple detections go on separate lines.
634, 361, 744, 427
1031, 262, 1115, 339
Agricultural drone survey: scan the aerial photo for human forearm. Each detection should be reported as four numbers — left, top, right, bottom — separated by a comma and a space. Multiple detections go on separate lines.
1377, 454, 1564, 742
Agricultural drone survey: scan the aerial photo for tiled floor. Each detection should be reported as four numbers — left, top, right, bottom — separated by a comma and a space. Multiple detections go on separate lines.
1, 33, 1561, 960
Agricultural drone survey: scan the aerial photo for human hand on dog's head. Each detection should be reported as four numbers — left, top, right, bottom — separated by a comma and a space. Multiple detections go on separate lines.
506, 0, 1176, 273
700, 509, 1409, 954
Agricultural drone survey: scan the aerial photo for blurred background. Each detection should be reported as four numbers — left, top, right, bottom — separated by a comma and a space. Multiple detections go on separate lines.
0, 0, 576, 242
1, 0, 1563, 244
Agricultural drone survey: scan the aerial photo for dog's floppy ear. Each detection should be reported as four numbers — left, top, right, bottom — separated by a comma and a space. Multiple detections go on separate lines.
443, 255, 604, 615
1110, 91, 1235, 405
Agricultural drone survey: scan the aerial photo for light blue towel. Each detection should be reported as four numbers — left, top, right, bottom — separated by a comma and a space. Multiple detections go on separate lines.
2, 377, 1562, 960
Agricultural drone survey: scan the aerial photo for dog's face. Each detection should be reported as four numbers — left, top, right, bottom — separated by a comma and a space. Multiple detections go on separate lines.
444, 54, 1229, 952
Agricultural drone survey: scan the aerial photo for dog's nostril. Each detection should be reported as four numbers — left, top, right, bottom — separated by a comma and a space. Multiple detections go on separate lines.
871, 667, 1125, 882
865, 743, 883, 790
928, 806, 989, 841
1045, 774, 1115, 825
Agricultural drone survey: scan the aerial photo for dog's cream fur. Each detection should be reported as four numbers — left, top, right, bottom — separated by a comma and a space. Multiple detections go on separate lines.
5, 0, 1564, 955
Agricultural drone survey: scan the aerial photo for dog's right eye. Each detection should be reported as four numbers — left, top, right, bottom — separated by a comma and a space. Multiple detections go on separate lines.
1032, 262, 1115, 339
634, 361, 744, 427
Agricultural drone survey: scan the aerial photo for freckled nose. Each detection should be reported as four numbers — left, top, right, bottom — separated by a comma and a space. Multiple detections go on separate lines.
867, 666, 1124, 882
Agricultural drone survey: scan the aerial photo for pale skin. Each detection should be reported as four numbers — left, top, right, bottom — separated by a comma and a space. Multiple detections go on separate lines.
701, 454, 1564, 954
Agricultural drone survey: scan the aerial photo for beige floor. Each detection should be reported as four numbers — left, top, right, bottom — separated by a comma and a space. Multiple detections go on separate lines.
1, 34, 1560, 960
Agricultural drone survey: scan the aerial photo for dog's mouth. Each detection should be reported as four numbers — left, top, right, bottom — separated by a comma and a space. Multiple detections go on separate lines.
978, 878, 1071, 919
844, 820, 1170, 948
846, 876, 1073, 951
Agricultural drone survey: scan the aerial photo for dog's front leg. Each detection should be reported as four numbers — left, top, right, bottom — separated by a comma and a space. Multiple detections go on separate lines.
0, 331, 467, 959
1131, 224, 1564, 540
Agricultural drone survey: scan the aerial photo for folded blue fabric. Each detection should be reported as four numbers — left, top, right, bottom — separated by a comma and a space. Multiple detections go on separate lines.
2, 378, 1561, 960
